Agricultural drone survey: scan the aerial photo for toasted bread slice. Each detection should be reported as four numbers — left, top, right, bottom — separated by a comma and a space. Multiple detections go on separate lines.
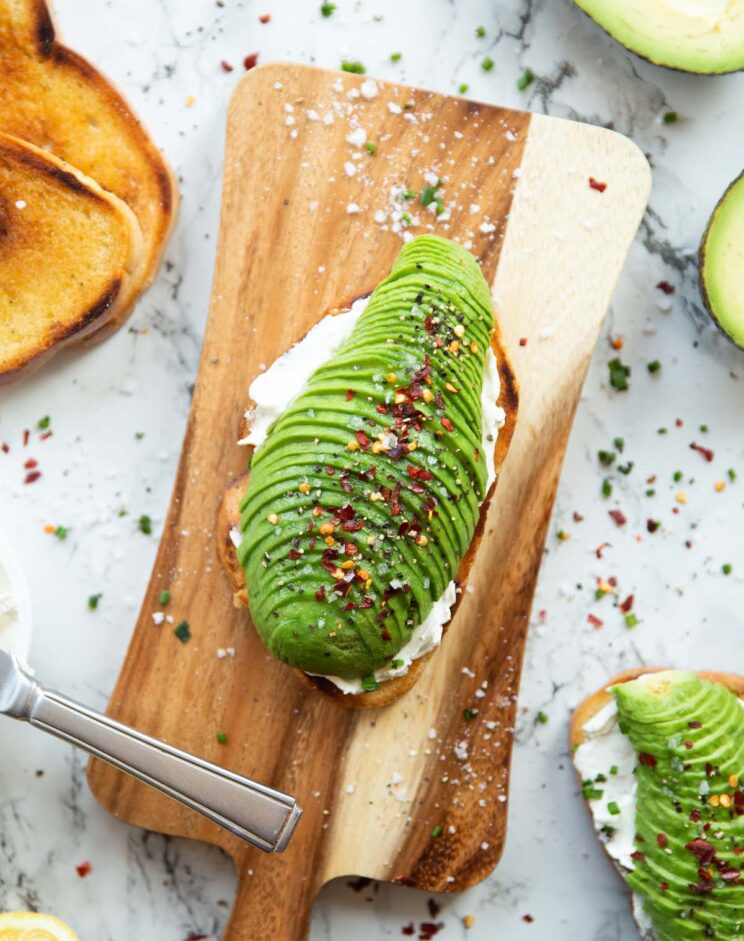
0, 0, 177, 341
570, 668, 744, 941
216, 314, 518, 708
0, 133, 143, 382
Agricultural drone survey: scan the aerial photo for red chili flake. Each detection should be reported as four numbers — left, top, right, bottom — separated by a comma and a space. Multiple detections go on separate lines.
587, 613, 604, 629
381, 629, 392, 641
243, 53, 259, 70
376, 404, 389, 414
690, 809, 701, 822
690, 880, 714, 894
325, 466, 336, 476
40, 430, 53, 440
340, 475, 353, 494
657, 281, 675, 295
440, 417, 454, 432
259, 12, 271, 22
608, 509, 627, 527
683, 739, 694, 750
657, 833, 668, 848
346, 389, 355, 401
22, 429, 29, 446
402, 926, 415, 937
220, 60, 234, 72
1, 443, 8, 453
647, 519, 660, 533
630, 851, 646, 862
638, 752, 657, 767
522, 915, 534, 924
407, 465, 433, 482
24, 458, 37, 469
418, 924, 444, 940
595, 542, 611, 559
690, 441, 714, 462
427, 900, 441, 918
589, 177, 607, 192
342, 519, 364, 532
315, 585, 326, 602
24, 471, 41, 484
705, 762, 715, 777
338, 503, 355, 520
689, 720, 702, 729
619, 594, 634, 613
355, 430, 370, 450
573, 512, 584, 523
288, 548, 302, 560
722, 868, 742, 882
675, 418, 683, 427
76, 861, 92, 877
344, 542, 357, 556
519, 337, 528, 347
359, 596, 374, 607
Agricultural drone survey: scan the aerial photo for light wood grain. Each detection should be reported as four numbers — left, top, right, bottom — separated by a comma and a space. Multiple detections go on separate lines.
87, 64, 650, 941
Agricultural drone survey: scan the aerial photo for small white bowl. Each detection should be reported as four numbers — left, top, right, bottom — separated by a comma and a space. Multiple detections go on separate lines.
0, 531, 33, 662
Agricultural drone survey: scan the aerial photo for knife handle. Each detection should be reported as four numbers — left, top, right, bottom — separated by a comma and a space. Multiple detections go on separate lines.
25, 684, 301, 853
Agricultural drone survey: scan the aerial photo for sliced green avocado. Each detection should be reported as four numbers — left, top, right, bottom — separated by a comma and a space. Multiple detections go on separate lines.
238, 235, 495, 681
701, 173, 744, 347
613, 671, 744, 940
573, 0, 744, 74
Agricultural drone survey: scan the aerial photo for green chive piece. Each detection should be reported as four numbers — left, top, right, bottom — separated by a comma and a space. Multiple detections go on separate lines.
582, 780, 603, 800
159, 590, 171, 605
458, 83, 469, 95
610, 765, 619, 775
646, 489, 656, 497
390, 52, 402, 63
475, 25, 486, 37
598, 450, 616, 467
391, 658, 404, 669
608, 357, 631, 391
134, 431, 145, 440
37, 416, 50, 430
402, 188, 416, 201
174, 620, 191, 643
420, 179, 442, 207
700, 424, 709, 433
320, 2, 336, 16
657, 427, 668, 435
341, 60, 365, 74
647, 360, 661, 374
431, 824, 443, 838
662, 111, 678, 124
602, 479, 613, 498
361, 674, 378, 692
87, 593, 102, 610
365, 141, 378, 154
463, 708, 478, 720
536, 711, 549, 724
517, 68, 534, 91
138, 514, 152, 535
481, 57, 494, 72
625, 613, 639, 629
613, 437, 625, 452
607, 801, 621, 816
618, 462, 633, 475
54, 525, 68, 540
673, 470, 683, 482
216, 732, 228, 745
728, 468, 737, 482
723, 563, 733, 575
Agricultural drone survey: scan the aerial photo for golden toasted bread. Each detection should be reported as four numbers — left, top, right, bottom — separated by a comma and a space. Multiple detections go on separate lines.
217, 317, 518, 708
570, 667, 744, 941
0, 0, 177, 342
0, 133, 143, 382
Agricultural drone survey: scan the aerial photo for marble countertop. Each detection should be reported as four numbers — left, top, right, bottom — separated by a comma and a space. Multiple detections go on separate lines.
2, 0, 744, 938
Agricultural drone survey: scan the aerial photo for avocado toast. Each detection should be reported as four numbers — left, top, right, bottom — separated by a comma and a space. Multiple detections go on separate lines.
218, 235, 517, 707
571, 668, 744, 940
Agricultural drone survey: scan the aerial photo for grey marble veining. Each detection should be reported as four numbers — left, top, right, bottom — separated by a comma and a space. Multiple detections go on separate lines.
1, 0, 744, 938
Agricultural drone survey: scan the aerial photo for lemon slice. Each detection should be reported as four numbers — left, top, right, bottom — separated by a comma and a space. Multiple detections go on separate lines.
0, 912, 79, 940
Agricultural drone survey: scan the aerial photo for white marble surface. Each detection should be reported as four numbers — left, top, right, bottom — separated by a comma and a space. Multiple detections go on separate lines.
2, 0, 744, 938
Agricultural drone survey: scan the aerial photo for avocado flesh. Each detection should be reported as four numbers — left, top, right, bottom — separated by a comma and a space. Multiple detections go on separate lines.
238, 235, 494, 680
613, 671, 744, 939
573, 0, 744, 74
701, 173, 744, 348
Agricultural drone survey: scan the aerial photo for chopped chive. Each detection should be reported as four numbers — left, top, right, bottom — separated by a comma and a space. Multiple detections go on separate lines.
728, 468, 737, 482
647, 360, 661, 374
657, 427, 668, 435
646, 489, 656, 497
608, 357, 631, 391
607, 801, 621, 816
431, 824, 443, 838
625, 613, 639, 628
87, 593, 102, 610
475, 25, 486, 37
602, 478, 613, 498
463, 708, 478, 720
598, 450, 616, 467
420, 179, 442, 207
517, 68, 534, 91
341, 60, 365, 74
481, 57, 494, 72
365, 141, 378, 154
556, 529, 570, 541
37, 416, 50, 430
723, 563, 733, 575
610, 765, 619, 775
361, 674, 378, 691
700, 424, 709, 433
662, 111, 678, 124
402, 188, 416, 201
673, 470, 683, 482
159, 589, 171, 605
54, 525, 68, 540
320, 2, 336, 16
391, 658, 404, 669
613, 437, 625, 453
390, 52, 402, 63
138, 514, 152, 535
458, 83, 469, 95
536, 711, 549, 724
134, 431, 145, 440
174, 620, 191, 643
216, 732, 228, 745
618, 462, 634, 475
583, 780, 603, 800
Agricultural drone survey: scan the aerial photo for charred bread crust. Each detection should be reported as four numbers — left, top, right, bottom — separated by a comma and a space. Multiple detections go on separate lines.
217, 312, 517, 708
570, 667, 744, 941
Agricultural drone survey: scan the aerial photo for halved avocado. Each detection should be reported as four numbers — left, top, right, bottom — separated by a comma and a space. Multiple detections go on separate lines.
700, 172, 744, 346
573, 0, 744, 74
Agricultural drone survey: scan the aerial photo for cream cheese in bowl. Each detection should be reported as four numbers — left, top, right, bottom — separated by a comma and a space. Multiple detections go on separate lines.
0, 531, 33, 662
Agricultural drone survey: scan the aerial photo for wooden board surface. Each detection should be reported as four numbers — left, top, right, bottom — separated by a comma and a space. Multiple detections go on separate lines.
87, 63, 650, 940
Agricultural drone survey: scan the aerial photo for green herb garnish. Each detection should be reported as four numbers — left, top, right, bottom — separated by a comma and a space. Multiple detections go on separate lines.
729, 468, 737, 482
431, 824, 443, 838
320, 2, 336, 16
517, 68, 534, 91
37, 416, 50, 430
613, 437, 625, 452
463, 708, 478, 720
662, 111, 678, 124
174, 620, 191, 643
618, 462, 633, 475
361, 674, 378, 692
481, 57, 494, 72
88, 593, 102, 610
647, 360, 661, 374
475, 25, 486, 37
138, 515, 152, 535
536, 711, 549, 724
54, 525, 68, 540
216, 732, 228, 745
608, 357, 631, 391
420, 179, 442, 207
458, 83, 469, 95
673, 470, 683, 482
607, 801, 621, 816
159, 590, 171, 605
341, 60, 365, 74
602, 478, 613, 498
598, 450, 615, 467
624, 613, 639, 628
365, 142, 378, 154
723, 563, 733, 575
390, 52, 402, 63
583, 780, 603, 800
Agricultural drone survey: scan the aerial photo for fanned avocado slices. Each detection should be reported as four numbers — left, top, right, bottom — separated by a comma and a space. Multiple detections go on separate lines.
701, 173, 744, 348
613, 671, 744, 939
572, 0, 744, 74
237, 235, 495, 682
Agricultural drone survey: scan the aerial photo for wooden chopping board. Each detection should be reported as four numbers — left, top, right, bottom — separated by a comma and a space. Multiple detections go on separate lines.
88, 63, 650, 940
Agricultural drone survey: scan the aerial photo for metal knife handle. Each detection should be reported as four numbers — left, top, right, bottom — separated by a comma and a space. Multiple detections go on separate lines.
25, 684, 301, 853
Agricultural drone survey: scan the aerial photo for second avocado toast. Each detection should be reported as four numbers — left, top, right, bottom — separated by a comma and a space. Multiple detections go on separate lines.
218, 234, 517, 707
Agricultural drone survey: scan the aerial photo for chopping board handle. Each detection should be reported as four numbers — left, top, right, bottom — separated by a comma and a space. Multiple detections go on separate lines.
224, 860, 317, 940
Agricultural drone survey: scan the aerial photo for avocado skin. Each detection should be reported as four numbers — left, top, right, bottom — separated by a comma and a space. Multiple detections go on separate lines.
700, 171, 744, 350
237, 235, 494, 680
613, 671, 744, 939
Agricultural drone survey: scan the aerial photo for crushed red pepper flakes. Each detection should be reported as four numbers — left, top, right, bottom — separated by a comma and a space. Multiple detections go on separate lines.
1, 443, 8, 453
220, 59, 234, 72
638, 752, 658, 767
243, 52, 259, 70
690, 441, 714, 462
426, 899, 441, 918
345, 389, 355, 401
595, 542, 611, 559
22, 429, 29, 446
619, 594, 634, 613
587, 613, 604, 629
440, 417, 454, 432
589, 177, 607, 192
259, 12, 271, 22
24, 470, 41, 484
40, 430, 53, 440
573, 511, 584, 523
608, 509, 627, 526
76, 861, 92, 877
647, 519, 660, 533
657, 281, 675, 295
519, 337, 528, 347
523, 914, 534, 923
